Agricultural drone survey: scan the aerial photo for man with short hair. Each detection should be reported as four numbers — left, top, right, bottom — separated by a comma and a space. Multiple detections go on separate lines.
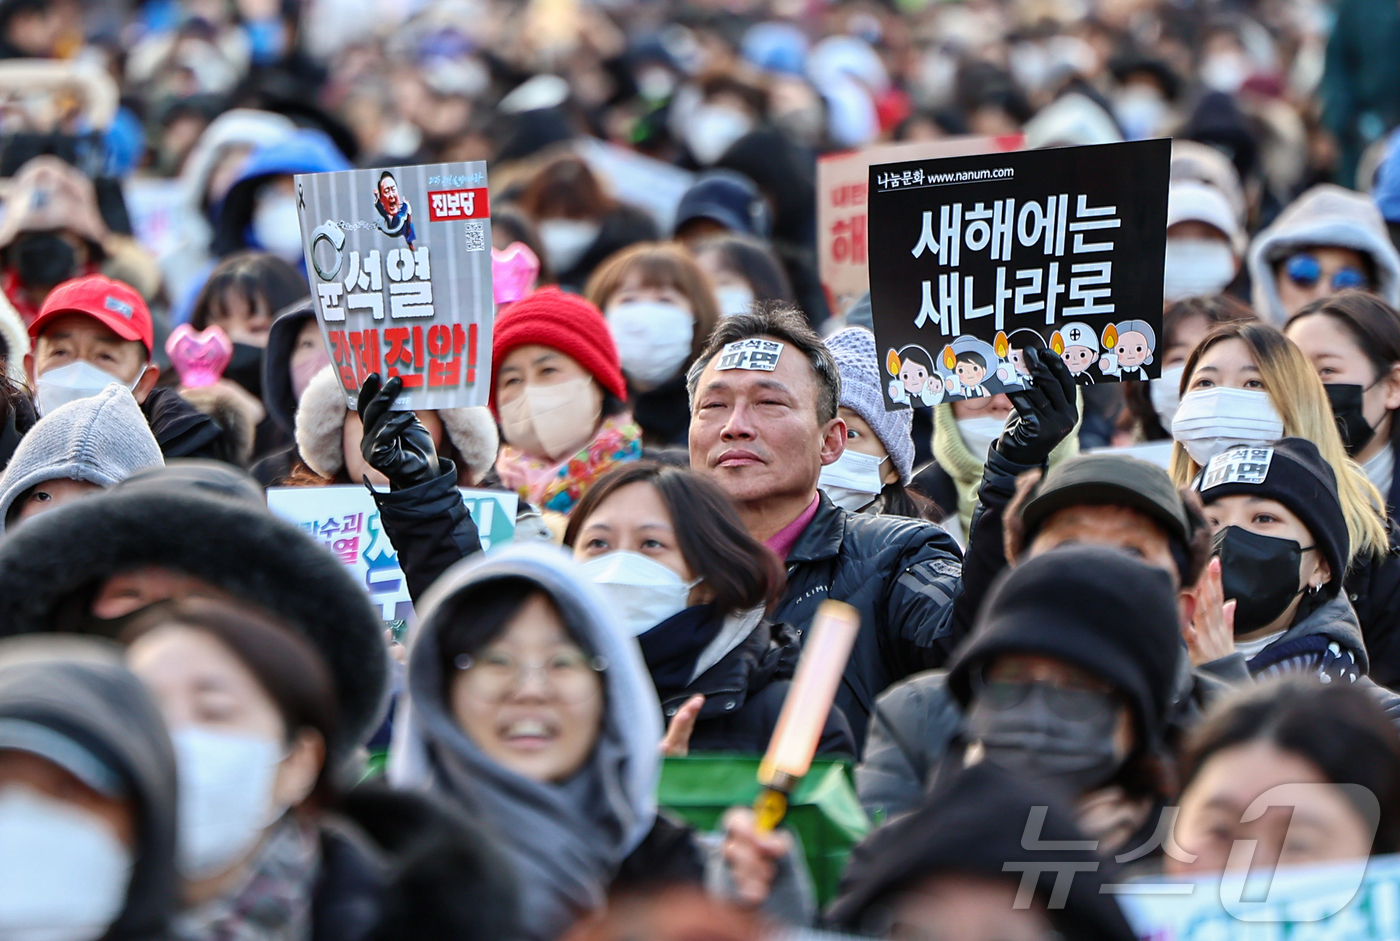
687, 307, 965, 746
24, 274, 225, 460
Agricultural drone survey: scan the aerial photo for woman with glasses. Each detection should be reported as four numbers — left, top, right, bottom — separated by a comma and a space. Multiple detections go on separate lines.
392, 543, 813, 941
1246, 184, 1400, 324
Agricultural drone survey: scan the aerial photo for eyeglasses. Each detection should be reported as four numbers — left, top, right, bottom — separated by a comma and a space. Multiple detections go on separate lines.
1284, 253, 1370, 292
970, 674, 1116, 721
454, 648, 607, 703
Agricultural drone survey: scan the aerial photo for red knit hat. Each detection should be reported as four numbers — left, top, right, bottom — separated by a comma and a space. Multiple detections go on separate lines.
491, 287, 627, 412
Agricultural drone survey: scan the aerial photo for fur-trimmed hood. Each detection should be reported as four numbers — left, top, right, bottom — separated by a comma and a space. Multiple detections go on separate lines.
295, 365, 499, 480
1248, 184, 1400, 324
0, 289, 29, 387
0, 485, 389, 754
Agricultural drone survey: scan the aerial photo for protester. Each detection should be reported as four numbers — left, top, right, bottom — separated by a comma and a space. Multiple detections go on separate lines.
821, 327, 932, 519
1285, 292, 1400, 512
0, 156, 111, 325
1163, 179, 1246, 303
24, 274, 228, 460
123, 597, 522, 941
251, 300, 331, 485
830, 762, 1137, 941
515, 155, 660, 291
1193, 439, 1365, 682
1169, 320, 1400, 679
0, 634, 177, 941
859, 546, 1181, 855
672, 171, 772, 244
583, 242, 721, 447
563, 461, 854, 755
1118, 295, 1255, 445
1170, 678, 1400, 874
1247, 184, 1400, 324
686, 305, 974, 745
691, 233, 797, 317
0, 383, 163, 531
392, 544, 813, 941
491, 288, 642, 517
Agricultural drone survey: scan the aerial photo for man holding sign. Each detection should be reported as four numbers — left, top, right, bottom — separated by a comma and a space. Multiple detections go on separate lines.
686, 306, 1078, 747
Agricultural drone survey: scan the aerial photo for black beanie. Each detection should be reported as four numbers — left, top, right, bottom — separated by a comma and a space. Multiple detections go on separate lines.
1194, 437, 1348, 592
947, 545, 1182, 754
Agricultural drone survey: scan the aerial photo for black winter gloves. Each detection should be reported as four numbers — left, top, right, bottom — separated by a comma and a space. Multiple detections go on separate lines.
357, 373, 442, 490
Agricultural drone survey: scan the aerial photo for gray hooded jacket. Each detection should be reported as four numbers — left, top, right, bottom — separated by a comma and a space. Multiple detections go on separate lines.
391, 544, 663, 941
1247, 184, 1400, 324
0, 384, 163, 531
0, 635, 178, 941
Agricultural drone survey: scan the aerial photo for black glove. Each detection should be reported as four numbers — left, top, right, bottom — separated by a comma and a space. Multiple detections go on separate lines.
356, 372, 441, 490
996, 347, 1078, 466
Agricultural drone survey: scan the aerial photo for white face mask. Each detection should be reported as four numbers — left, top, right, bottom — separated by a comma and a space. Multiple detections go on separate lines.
172, 727, 285, 880
537, 219, 601, 275
1201, 53, 1250, 93
685, 104, 753, 166
0, 785, 132, 941
252, 193, 305, 263
1163, 238, 1237, 301
498, 376, 603, 461
819, 449, 887, 512
956, 415, 1008, 459
715, 284, 755, 318
1172, 387, 1284, 464
606, 301, 695, 386
36, 363, 136, 417
581, 550, 700, 637
1150, 364, 1185, 432
1113, 86, 1168, 141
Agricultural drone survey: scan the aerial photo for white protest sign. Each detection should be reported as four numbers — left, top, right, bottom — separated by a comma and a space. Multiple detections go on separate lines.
572, 136, 695, 233
266, 485, 518, 630
1121, 852, 1400, 940
295, 161, 494, 411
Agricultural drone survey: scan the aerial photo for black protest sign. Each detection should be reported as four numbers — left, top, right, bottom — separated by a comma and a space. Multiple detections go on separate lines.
867, 139, 1169, 410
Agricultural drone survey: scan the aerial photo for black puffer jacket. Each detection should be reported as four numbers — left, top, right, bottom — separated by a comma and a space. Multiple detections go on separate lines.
140, 385, 226, 460
769, 492, 965, 749
647, 606, 855, 757
372, 461, 483, 602
1343, 516, 1400, 688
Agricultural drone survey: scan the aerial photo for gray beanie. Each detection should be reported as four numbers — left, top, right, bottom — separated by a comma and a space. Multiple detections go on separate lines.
0, 384, 164, 531
825, 327, 915, 484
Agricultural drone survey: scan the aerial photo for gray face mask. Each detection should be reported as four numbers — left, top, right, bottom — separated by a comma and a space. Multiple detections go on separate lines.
965, 681, 1124, 794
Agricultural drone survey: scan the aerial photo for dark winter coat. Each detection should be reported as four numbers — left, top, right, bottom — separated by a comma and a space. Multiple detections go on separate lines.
769, 491, 965, 749
1343, 514, 1400, 688
372, 460, 483, 602
0, 636, 179, 941
252, 300, 316, 485
313, 785, 522, 941
140, 384, 226, 460
630, 372, 691, 448
646, 605, 856, 757
0, 387, 34, 473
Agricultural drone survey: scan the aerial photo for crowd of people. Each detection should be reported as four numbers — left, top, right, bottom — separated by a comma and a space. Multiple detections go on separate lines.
5, 0, 1400, 938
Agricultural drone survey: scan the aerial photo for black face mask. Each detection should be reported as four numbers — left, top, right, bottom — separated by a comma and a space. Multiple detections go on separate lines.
10, 233, 77, 289
225, 342, 265, 400
1325, 383, 1377, 455
1213, 525, 1312, 634
964, 681, 1124, 794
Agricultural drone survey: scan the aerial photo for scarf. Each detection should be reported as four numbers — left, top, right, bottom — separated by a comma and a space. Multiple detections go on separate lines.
172, 815, 320, 941
931, 399, 1082, 533
638, 604, 722, 701
495, 416, 643, 515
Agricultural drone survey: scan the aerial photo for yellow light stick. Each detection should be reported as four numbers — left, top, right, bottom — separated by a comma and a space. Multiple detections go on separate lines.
753, 601, 860, 833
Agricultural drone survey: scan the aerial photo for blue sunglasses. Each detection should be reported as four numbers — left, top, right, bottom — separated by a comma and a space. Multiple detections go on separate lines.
1285, 253, 1370, 291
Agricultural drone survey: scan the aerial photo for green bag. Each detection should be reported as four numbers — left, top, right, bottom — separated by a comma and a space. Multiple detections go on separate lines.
657, 755, 871, 904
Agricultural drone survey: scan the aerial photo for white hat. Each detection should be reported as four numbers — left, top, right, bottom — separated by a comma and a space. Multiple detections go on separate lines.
1168, 180, 1244, 252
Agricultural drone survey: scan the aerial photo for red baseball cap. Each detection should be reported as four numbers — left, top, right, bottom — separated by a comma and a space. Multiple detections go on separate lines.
29, 275, 153, 354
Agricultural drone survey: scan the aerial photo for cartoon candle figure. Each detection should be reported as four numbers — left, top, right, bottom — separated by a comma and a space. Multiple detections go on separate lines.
753, 601, 860, 832
1053, 322, 1099, 382
886, 345, 943, 406
1098, 320, 1156, 379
